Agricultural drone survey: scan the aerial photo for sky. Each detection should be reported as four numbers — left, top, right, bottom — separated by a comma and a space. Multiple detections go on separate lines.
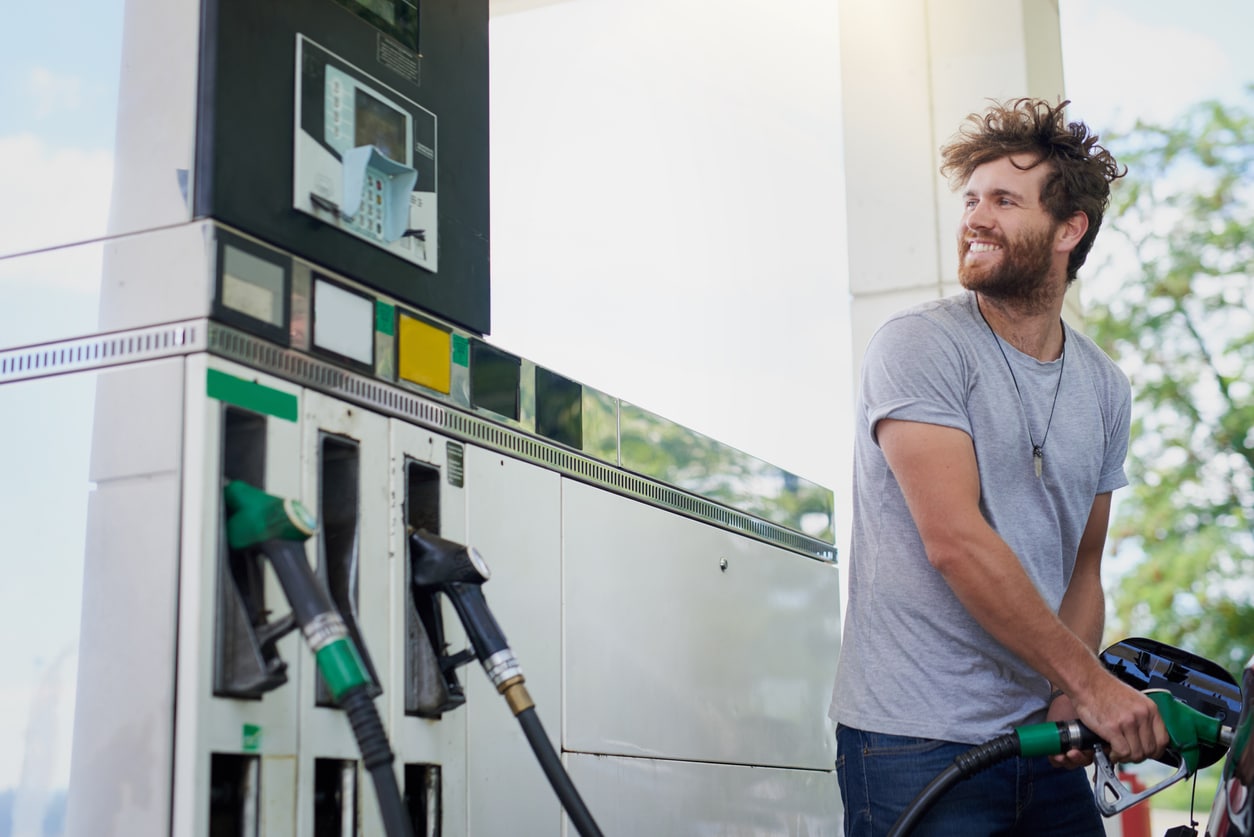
0, 0, 1252, 809
1058, 0, 1254, 134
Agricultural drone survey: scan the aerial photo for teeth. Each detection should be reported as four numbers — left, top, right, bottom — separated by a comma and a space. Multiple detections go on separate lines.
968, 242, 1001, 253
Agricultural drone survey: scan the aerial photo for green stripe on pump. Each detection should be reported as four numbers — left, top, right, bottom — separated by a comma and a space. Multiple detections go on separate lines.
207, 368, 298, 422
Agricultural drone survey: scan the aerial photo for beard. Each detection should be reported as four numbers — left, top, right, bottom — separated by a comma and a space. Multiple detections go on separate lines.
957, 223, 1058, 309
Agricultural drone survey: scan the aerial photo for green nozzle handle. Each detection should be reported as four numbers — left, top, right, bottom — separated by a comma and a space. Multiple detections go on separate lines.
1146, 689, 1223, 773
1016, 689, 1225, 771
222, 481, 371, 701
224, 480, 317, 548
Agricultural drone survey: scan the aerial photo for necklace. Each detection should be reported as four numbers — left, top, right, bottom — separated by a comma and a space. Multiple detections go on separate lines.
976, 300, 1065, 479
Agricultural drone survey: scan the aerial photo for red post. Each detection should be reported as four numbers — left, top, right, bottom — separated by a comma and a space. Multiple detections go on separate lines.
1117, 771, 1151, 837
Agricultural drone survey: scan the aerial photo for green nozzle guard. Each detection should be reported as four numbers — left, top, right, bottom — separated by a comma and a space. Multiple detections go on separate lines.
1016, 722, 1066, 758
224, 480, 317, 549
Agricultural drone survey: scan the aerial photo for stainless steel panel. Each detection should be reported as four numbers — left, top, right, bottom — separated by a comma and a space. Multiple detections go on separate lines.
463, 444, 563, 836
96, 223, 215, 333
563, 478, 841, 771
621, 399, 836, 543
67, 472, 181, 837
88, 357, 186, 481
70, 358, 186, 836
567, 752, 841, 836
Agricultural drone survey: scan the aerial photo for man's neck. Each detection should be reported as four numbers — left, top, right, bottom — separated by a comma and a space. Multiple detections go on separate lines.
975, 290, 1066, 361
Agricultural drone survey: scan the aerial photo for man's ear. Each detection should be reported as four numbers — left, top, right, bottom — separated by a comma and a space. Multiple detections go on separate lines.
1056, 211, 1089, 253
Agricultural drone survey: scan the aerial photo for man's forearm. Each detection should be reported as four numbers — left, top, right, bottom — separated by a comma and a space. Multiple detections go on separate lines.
1057, 570, 1105, 655
929, 526, 1107, 698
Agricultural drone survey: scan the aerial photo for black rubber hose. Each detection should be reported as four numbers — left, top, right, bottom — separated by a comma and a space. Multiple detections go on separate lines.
886, 763, 965, 837
517, 706, 606, 837
341, 686, 415, 837
886, 733, 1021, 837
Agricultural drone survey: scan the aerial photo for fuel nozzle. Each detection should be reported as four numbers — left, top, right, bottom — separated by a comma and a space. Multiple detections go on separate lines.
224, 479, 317, 547
223, 480, 373, 701
1088, 690, 1235, 816
408, 530, 532, 716
406, 530, 604, 837
223, 481, 412, 837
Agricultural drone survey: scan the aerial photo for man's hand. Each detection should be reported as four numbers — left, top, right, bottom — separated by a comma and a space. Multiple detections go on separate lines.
1068, 673, 1169, 765
1046, 693, 1094, 770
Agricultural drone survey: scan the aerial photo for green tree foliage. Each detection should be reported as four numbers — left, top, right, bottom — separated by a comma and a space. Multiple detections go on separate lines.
1085, 89, 1254, 677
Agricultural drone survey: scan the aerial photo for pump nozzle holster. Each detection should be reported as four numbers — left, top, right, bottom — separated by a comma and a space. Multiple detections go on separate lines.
408, 530, 530, 712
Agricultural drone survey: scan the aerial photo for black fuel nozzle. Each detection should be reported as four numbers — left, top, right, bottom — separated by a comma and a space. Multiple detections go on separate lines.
408, 529, 531, 715
406, 531, 605, 837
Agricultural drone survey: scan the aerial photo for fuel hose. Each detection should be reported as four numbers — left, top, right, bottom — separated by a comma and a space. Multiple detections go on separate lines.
886, 720, 1101, 837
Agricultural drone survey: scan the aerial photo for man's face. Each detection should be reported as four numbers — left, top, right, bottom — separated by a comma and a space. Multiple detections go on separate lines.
956, 155, 1062, 305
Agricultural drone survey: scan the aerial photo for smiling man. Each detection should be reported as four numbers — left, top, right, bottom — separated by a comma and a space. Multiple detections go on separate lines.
829, 99, 1168, 836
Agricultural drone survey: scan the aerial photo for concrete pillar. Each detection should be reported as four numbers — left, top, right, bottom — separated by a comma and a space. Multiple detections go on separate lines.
836, 0, 1070, 372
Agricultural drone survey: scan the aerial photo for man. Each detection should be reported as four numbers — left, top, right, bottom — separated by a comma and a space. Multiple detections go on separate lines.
829, 98, 1169, 836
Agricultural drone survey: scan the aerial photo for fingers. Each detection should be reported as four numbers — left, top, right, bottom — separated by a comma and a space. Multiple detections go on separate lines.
1049, 748, 1094, 770
1102, 690, 1168, 764
1071, 677, 1172, 765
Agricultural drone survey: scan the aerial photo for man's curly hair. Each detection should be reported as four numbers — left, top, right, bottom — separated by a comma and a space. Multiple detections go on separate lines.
939, 98, 1126, 281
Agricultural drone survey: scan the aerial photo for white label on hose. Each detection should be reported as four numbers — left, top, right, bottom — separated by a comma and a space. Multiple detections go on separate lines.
482, 650, 523, 689
303, 612, 350, 652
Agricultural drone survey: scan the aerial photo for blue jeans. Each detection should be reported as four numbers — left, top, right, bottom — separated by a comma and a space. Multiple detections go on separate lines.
836, 725, 1105, 837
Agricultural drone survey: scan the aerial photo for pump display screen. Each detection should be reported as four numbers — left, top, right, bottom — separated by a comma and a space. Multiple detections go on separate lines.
356, 89, 407, 161
333, 0, 419, 50
357, 0, 397, 25
214, 231, 291, 346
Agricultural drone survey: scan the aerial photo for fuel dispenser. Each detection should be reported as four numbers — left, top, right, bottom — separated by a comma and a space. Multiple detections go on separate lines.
0, 0, 844, 834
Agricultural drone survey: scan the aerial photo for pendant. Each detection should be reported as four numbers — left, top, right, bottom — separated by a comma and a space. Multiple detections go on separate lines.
1033, 445, 1043, 479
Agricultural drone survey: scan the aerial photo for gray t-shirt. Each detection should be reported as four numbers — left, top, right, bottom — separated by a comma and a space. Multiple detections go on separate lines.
829, 291, 1131, 744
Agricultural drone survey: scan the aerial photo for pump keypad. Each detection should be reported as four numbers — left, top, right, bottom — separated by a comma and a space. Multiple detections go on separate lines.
347, 168, 388, 242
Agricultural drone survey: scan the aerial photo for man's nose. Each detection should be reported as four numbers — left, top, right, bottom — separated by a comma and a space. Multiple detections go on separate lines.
965, 200, 994, 230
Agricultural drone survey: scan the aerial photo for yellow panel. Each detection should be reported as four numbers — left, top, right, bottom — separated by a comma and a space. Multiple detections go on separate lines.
398, 313, 451, 394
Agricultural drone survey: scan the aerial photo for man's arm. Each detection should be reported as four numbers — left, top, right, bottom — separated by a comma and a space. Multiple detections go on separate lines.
876, 418, 1166, 763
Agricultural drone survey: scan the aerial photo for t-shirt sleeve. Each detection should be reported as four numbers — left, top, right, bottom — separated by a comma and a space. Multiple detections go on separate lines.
861, 313, 973, 446
1096, 370, 1132, 494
